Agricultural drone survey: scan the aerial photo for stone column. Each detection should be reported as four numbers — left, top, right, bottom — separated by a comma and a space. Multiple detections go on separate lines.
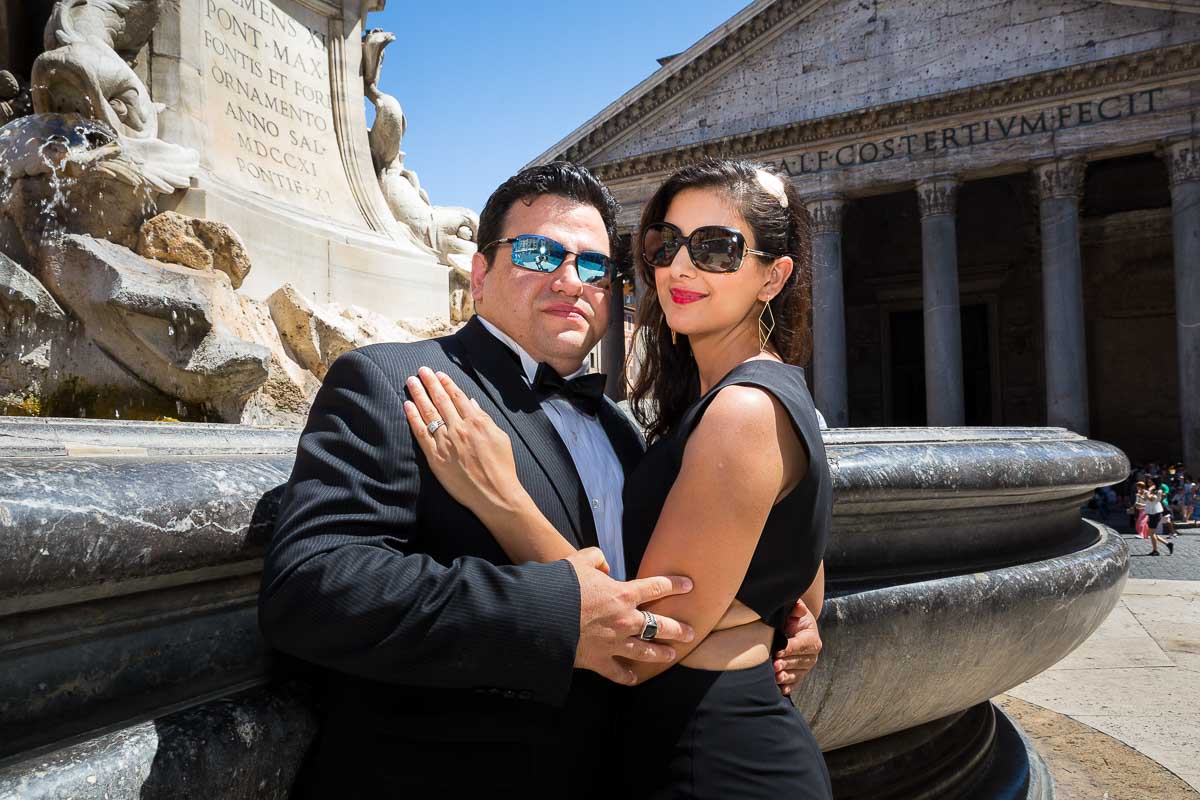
806, 196, 849, 427
917, 176, 965, 427
0, 1, 16, 73
1035, 158, 1089, 435
1166, 140, 1200, 473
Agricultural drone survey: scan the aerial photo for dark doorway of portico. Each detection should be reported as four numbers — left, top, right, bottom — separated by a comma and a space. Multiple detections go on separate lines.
888, 309, 925, 426
887, 304, 993, 426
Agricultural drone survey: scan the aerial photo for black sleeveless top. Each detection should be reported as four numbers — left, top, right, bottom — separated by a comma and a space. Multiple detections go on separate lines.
622, 361, 832, 638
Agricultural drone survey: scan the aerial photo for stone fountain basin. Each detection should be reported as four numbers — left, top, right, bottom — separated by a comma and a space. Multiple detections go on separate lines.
797, 426, 1129, 753
802, 520, 1125, 751
823, 426, 1127, 582
0, 419, 1129, 794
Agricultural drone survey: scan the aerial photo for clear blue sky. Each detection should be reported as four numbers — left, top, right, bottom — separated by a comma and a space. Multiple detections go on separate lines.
366, 0, 749, 213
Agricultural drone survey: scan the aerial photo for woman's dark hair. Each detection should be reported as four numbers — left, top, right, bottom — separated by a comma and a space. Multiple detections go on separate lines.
629, 158, 813, 442
476, 161, 621, 265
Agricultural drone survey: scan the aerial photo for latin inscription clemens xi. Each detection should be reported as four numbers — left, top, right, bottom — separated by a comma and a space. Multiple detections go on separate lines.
203, 0, 363, 226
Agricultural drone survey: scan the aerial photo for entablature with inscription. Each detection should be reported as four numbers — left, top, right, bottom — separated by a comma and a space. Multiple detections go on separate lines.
534, 0, 1200, 171
587, 43, 1200, 201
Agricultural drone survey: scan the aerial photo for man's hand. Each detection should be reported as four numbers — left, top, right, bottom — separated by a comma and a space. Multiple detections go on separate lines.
774, 597, 822, 696
567, 548, 695, 685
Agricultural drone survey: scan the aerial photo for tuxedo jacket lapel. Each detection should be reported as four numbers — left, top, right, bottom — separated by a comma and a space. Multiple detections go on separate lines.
597, 398, 646, 576
455, 319, 598, 550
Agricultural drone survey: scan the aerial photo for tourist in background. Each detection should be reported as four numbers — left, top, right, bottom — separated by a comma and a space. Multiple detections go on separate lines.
1132, 480, 1149, 541
1158, 475, 1179, 541
1141, 481, 1173, 555
1182, 474, 1196, 524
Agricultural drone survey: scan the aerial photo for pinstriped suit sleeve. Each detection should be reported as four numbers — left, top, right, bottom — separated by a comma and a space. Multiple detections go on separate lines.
258, 348, 581, 706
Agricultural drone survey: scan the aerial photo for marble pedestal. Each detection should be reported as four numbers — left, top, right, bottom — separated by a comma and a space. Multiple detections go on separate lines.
150, 0, 449, 321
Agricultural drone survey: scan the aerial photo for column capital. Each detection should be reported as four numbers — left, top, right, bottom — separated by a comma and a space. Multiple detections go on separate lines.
804, 196, 845, 235
1165, 139, 1200, 187
916, 176, 959, 219
1034, 158, 1086, 201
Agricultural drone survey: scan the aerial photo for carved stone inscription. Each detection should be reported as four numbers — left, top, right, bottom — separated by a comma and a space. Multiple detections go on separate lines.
763, 88, 1165, 178
202, 0, 364, 226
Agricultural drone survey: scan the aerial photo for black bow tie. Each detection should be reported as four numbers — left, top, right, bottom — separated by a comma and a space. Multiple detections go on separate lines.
533, 363, 607, 416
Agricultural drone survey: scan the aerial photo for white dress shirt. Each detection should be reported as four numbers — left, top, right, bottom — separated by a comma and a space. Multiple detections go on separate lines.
477, 319, 628, 579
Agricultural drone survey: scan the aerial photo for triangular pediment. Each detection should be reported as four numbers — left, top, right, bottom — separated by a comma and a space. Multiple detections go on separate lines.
532, 0, 1199, 169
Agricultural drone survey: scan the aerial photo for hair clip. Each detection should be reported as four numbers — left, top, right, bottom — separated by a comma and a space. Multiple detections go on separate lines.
754, 169, 789, 209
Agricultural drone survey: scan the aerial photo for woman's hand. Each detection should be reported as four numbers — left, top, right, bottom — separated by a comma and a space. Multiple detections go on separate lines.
404, 367, 529, 524
774, 598, 822, 696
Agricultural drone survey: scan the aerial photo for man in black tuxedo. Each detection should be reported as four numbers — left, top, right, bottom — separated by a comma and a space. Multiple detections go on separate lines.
259, 163, 822, 797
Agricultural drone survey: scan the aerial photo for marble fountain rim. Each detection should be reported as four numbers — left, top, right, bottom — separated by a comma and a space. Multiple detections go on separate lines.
828, 441, 1128, 493
1, 418, 1131, 504
822, 426, 1094, 444
0, 464, 1114, 606
0, 421, 1130, 610
0, 454, 295, 613
1, 417, 1120, 449
0, 417, 302, 458
0, 420, 1131, 507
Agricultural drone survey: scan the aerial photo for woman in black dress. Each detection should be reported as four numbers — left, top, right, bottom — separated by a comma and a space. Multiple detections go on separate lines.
405, 159, 832, 798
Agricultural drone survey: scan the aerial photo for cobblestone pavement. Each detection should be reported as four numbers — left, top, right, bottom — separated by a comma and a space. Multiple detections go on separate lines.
1087, 510, 1200, 581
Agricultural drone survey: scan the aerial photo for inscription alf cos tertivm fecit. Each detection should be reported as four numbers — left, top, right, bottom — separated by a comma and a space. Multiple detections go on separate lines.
764, 88, 1164, 176
202, 0, 364, 226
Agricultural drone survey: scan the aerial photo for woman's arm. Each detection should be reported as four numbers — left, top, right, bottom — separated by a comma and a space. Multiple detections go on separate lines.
404, 368, 817, 688
631, 384, 807, 684
800, 562, 825, 621
402, 368, 579, 565
478, 494, 579, 565
474, 488, 579, 565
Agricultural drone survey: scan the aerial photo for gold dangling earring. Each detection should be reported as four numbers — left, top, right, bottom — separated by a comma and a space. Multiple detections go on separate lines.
671, 329, 678, 346
758, 300, 776, 353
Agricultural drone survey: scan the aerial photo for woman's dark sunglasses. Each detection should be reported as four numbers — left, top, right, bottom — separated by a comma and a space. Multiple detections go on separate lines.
481, 234, 614, 288
641, 222, 778, 273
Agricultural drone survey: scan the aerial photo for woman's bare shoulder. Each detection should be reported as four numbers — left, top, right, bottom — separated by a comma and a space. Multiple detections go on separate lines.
699, 384, 784, 439
688, 384, 804, 470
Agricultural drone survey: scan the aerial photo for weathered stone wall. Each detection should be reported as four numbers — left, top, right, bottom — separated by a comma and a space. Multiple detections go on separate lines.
592, 0, 1200, 164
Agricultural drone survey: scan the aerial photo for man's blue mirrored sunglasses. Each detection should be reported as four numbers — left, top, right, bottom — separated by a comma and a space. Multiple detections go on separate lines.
481, 234, 614, 288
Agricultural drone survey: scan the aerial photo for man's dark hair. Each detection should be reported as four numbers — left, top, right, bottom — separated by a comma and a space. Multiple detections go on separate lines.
476, 162, 621, 266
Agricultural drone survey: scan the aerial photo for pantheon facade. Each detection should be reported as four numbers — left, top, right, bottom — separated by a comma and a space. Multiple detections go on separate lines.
532, 0, 1200, 471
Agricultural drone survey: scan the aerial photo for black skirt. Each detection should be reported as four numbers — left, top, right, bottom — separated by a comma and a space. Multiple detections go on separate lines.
620, 661, 832, 799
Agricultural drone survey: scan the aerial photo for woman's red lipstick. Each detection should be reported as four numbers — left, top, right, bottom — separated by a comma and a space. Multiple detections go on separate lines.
670, 288, 707, 305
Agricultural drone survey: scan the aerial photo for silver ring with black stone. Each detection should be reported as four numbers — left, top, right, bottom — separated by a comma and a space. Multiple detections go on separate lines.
638, 610, 659, 641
